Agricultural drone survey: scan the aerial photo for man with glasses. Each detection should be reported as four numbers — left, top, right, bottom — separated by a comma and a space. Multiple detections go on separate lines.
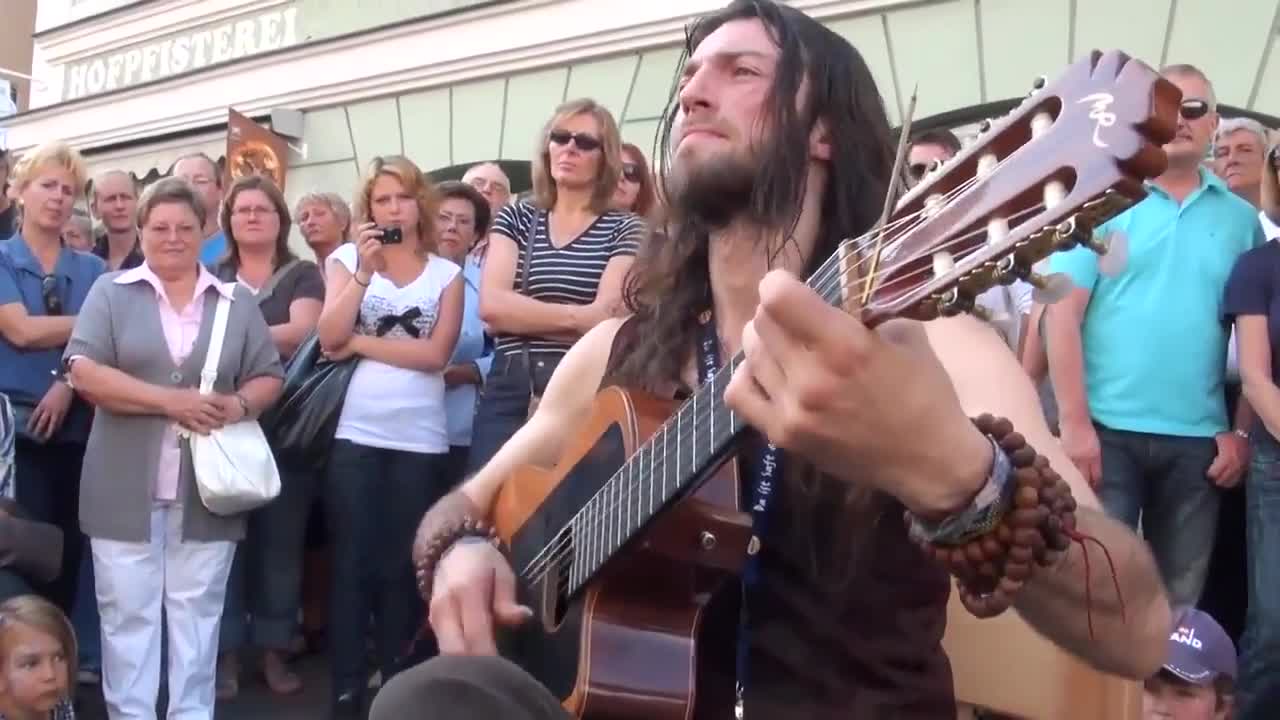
462, 162, 512, 214
1045, 64, 1264, 608
172, 153, 227, 266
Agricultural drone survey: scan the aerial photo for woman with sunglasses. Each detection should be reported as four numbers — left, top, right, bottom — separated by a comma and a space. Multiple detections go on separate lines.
469, 98, 645, 475
0, 142, 104, 615
610, 143, 658, 219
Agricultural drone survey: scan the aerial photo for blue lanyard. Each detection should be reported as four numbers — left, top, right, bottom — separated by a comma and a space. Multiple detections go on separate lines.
696, 312, 784, 718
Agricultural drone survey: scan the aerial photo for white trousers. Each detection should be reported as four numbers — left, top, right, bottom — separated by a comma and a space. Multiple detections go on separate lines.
92, 505, 235, 720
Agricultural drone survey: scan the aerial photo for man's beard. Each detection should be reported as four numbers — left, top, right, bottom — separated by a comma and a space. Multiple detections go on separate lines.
668, 148, 757, 229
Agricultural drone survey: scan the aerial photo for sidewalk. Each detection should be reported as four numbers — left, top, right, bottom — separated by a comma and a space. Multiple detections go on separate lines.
74, 653, 336, 720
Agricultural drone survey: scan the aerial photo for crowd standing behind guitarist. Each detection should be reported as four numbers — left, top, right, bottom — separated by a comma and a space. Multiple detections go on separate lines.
6, 2, 1280, 717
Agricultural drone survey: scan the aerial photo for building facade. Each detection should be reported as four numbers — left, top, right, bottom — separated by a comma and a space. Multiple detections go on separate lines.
0, 0, 39, 122
4, 0, 1280, 235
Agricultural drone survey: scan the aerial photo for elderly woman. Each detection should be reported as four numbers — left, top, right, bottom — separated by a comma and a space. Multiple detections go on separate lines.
212, 175, 324, 699
433, 181, 494, 484
295, 191, 350, 267
0, 141, 104, 614
316, 155, 462, 716
469, 98, 644, 475
63, 177, 283, 720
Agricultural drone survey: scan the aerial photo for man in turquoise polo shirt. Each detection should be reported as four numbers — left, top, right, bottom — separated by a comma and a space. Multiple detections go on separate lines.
1045, 64, 1264, 607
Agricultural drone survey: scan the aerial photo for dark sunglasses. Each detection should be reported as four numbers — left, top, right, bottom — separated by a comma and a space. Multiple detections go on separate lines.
548, 130, 602, 152
621, 162, 642, 182
908, 162, 929, 180
1179, 99, 1210, 121
41, 274, 63, 316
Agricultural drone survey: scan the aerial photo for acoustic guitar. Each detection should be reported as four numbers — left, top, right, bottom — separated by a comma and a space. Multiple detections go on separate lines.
490, 49, 1181, 720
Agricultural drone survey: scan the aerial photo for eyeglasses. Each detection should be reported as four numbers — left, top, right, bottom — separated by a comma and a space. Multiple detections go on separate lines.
41, 275, 62, 316
1180, 99, 1211, 121
437, 211, 474, 229
233, 205, 278, 218
548, 130, 602, 152
468, 178, 509, 194
621, 163, 642, 183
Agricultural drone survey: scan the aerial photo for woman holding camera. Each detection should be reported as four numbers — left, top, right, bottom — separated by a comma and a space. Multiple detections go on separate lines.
316, 156, 463, 717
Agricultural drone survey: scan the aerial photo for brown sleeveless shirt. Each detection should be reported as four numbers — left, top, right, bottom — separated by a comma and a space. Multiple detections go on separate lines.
603, 318, 957, 719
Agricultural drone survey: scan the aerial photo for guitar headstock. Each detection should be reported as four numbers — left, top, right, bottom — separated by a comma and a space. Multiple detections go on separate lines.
843, 50, 1181, 327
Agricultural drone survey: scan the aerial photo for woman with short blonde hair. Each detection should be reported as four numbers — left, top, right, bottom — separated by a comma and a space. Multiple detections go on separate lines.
468, 99, 645, 475
294, 191, 351, 266
315, 155, 464, 715
0, 141, 103, 615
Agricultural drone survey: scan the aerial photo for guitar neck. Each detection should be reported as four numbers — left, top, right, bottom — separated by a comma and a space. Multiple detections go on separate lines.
565, 251, 849, 595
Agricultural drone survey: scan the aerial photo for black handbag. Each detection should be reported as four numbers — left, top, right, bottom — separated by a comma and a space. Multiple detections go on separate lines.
260, 333, 357, 470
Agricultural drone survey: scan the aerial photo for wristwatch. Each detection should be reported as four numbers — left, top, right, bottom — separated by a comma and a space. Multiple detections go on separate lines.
234, 392, 251, 419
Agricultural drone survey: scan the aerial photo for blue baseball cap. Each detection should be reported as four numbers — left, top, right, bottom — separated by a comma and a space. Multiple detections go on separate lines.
1164, 607, 1237, 685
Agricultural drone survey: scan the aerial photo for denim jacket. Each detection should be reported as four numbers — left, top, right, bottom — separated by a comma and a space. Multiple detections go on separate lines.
445, 254, 493, 447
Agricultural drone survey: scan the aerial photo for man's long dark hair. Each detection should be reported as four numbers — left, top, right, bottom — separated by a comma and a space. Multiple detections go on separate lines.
611, 0, 898, 587
615, 0, 895, 388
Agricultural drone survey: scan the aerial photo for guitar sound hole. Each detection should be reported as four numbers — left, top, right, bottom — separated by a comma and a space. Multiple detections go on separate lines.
538, 544, 574, 632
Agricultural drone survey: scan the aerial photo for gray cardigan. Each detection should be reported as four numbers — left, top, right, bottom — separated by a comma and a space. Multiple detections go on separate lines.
64, 272, 283, 543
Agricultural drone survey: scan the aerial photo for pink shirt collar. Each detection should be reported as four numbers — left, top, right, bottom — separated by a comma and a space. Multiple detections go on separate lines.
114, 262, 234, 303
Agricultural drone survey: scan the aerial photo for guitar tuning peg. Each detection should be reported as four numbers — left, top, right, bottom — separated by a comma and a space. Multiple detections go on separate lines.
1097, 230, 1130, 277
979, 119, 992, 133
1032, 75, 1047, 91
1027, 272, 1072, 305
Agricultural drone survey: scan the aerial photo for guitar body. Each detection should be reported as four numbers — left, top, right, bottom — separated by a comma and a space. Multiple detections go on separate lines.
493, 386, 752, 720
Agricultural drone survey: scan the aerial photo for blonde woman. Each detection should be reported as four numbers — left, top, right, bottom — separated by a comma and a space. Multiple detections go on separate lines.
469, 98, 645, 474
315, 156, 463, 717
295, 191, 351, 267
0, 142, 104, 614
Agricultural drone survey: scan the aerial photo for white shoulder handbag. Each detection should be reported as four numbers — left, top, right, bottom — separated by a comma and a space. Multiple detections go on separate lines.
188, 287, 281, 515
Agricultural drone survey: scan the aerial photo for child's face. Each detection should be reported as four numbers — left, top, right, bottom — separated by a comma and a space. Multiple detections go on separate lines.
1143, 675, 1227, 720
0, 622, 69, 713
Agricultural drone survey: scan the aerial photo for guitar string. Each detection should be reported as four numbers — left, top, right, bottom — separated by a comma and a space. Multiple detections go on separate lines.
519, 181, 1049, 586
512, 172, 992, 582
517, 149, 1029, 582
521, 198, 1050, 587
515, 185, 994, 585
521, 196, 1054, 588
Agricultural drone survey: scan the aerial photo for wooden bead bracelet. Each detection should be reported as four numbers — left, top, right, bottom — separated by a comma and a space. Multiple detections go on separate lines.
413, 516, 502, 604
909, 414, 1122, 634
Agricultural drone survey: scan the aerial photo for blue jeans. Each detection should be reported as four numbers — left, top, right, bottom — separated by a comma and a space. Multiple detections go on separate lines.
14, 438, 84, 612
324, 440, 450, 700
71, 551, 100, 671
1238, 432, 1280, 718
466, 352, 561, 476
1094, 423, 1219, 607
220, 464, 315, 652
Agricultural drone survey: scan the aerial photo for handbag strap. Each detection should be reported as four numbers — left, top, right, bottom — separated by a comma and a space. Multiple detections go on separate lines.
256, 259, 300, 307
519, 213, 538, 395
200, 284, 236, 394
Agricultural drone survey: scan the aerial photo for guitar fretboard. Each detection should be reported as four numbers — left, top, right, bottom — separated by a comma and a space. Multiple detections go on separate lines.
566, 354, 745, 594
